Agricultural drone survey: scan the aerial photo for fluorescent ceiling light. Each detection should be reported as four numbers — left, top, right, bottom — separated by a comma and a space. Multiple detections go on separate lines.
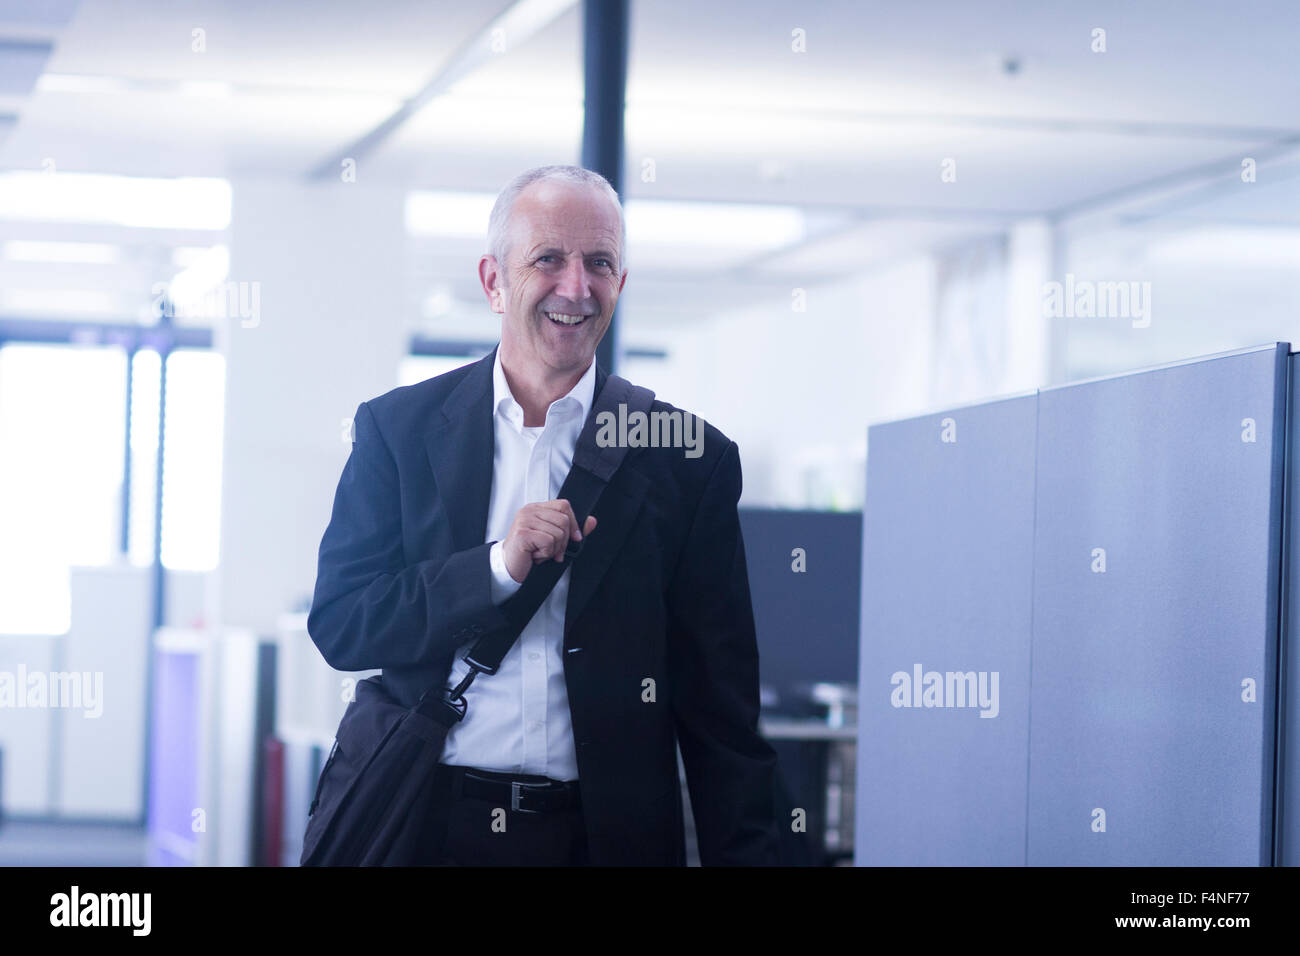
2, 240, 119, 264
1145, 227, 1300, 267
172, 246, 219, 268
0, 172, 231, 230
403, 92, 582, 145
39, 72, 398, 109
627, 200, 804, 249
36, 73, 132, 94
177, 81, 233, 98
406, 190, 805, 253
1, 289, 120, 314
167, 245, 230, 310
406, 191, 496, 237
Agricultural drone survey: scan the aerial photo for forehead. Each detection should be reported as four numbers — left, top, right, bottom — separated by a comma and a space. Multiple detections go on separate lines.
509, 180, 621, 249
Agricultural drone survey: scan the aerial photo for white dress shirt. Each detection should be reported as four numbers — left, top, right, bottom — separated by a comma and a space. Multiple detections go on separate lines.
438, 348, 597, 781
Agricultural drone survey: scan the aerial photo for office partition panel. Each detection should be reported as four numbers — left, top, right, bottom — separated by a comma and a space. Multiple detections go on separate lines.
1027, 344, 1288, 865
856, 343, 1292, 866
856, 394, 1038, 865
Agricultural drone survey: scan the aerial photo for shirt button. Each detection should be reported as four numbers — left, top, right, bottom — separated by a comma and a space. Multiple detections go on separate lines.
529, 652, 540, 662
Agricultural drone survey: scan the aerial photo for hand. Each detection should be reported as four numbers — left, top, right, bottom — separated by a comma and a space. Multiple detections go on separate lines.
501, 499, 597, 584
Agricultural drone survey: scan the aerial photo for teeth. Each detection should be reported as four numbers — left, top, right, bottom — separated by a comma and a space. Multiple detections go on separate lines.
546, 312, 587, 325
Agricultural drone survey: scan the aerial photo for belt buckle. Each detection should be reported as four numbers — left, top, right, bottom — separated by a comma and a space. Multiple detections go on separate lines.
510, 780, 546, 814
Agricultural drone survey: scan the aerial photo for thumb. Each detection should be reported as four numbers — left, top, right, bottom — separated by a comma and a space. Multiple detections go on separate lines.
582, 515, 598, 536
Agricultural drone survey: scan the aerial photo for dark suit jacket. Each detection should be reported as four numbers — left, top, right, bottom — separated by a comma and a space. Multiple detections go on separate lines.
306, 345, 781, 865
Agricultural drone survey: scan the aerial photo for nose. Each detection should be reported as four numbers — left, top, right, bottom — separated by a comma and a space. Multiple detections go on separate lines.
554, 255, 592, 304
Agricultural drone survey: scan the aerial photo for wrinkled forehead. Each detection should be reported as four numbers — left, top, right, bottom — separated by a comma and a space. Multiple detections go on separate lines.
510, 181, 622, 255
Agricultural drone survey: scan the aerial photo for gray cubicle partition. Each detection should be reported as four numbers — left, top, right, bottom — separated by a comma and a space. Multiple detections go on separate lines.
1028, 346, 1287, 865
856, 392, 1038, 865
857, 342, 1292, 866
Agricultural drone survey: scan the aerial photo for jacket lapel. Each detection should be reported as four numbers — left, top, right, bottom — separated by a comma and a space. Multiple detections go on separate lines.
563, 368, 651, 634
564, 460, 649, 634
424, 347, 496, 550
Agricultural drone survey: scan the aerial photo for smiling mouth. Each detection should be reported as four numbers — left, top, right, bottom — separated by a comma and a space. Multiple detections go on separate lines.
545, 310, 590, 327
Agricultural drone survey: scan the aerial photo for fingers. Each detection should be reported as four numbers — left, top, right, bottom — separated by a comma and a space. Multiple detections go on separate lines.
518, 529, 565, 563
509, 500, 598, 565
529, 502, 574, 540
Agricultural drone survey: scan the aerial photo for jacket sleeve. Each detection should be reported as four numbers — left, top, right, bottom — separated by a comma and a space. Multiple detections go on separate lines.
306, 399, 510, 672
665, 439, 781, 866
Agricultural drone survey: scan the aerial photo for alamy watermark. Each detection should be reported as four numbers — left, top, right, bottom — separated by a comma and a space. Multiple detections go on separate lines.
595, 403, 703, 459
50, 886, 150, 935
1041, 273, 1151, 328
890, 663, 999, 718
151, 280, 261, 327
0, 665, 103, 718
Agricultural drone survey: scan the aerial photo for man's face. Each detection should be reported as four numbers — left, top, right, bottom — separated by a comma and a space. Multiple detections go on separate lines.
482, 180, 626, 378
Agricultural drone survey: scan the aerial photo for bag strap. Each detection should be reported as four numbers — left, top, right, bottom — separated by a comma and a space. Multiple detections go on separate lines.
444, 371, 656, 704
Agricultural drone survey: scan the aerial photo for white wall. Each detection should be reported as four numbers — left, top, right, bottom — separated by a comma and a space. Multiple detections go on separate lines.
642, 256, 938, 509
55, 564, 149, 819
217, 178, 409, 637
0, 635, 55, 815
1060, 224, 1300, 380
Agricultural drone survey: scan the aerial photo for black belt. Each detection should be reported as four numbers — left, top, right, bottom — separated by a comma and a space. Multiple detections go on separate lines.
441, 765, 581, 814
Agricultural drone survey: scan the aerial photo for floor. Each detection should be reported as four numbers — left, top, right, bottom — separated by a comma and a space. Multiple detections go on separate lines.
0, 819, 147, 866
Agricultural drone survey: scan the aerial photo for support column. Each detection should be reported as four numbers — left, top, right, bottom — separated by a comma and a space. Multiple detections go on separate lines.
1005, 218, 1055, 394
581, 0, 630, 375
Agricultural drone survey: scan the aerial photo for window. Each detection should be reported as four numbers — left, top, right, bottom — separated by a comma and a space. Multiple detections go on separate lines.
159, 349, 225, 570
0, 340, 226, 633
398, 354, 478, 386
0, 344, 126, 633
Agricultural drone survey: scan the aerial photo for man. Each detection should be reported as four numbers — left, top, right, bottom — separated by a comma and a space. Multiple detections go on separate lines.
306, 165, 780, 865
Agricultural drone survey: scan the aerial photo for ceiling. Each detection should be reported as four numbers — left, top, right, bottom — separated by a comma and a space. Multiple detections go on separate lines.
2, 0, 1299, 346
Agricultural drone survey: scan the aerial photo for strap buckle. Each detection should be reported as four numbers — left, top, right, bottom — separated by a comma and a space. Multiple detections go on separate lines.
416, 685, 469, 724
511, 780, 547, 814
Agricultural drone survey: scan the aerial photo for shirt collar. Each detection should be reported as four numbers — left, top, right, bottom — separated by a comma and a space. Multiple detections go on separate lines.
492, 347, 597, 432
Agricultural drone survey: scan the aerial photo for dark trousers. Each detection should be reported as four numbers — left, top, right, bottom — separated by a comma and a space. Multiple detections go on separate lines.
422, 763, 589, 866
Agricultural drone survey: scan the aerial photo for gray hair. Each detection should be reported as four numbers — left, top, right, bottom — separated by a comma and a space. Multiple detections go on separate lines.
486, 164, 627, 274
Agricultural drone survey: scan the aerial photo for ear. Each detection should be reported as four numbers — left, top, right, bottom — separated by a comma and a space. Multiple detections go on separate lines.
478, 255, 506, 313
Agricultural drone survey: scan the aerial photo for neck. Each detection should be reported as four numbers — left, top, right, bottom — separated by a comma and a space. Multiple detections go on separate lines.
499, 346, 590, 427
